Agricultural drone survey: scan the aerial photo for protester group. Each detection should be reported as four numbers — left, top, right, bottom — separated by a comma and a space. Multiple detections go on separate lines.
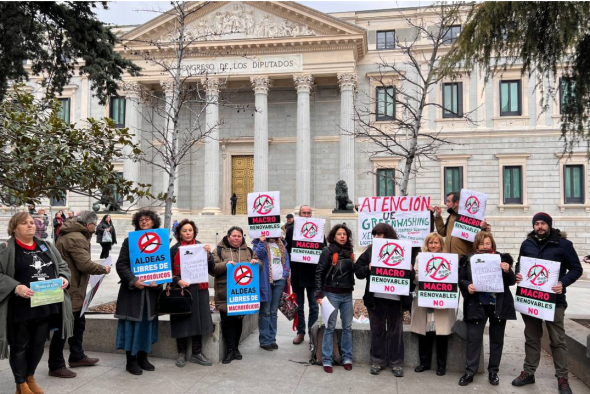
0, 188, 584, 394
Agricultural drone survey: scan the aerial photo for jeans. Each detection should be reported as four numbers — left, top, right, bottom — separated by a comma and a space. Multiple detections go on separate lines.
367, 298, 404, 367
465, 305, 507, 375
259, 279, 286, 346
49, 310, 87, 371
292, 284, 319, 335
8, 318, 50, 384
322, 292, 353, 366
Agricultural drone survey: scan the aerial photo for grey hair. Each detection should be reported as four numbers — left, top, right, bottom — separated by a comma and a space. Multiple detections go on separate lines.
77, 211, 98, 225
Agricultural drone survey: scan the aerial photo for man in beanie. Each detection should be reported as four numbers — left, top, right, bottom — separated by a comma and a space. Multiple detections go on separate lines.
512, 212, 582, 394
281, 214, 295, 233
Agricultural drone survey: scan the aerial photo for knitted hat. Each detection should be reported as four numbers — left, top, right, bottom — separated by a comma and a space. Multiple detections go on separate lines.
286, 214, 294, 219
532, 212, 552, 228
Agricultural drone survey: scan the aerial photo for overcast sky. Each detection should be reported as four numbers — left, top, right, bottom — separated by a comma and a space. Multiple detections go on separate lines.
95, 1, 432, 26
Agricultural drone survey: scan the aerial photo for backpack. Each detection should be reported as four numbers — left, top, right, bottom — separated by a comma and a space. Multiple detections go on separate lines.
309, 320, 341, 366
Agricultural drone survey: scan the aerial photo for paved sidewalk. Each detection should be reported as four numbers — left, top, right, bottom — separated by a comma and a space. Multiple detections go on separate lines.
0, 314, 588, 394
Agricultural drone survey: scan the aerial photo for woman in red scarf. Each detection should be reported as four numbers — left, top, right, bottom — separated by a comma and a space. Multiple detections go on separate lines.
169, 219, 215, 368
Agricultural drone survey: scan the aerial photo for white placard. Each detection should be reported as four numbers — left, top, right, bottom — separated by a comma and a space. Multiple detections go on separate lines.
470, 254, 504, 293
369, 238, 413, 296
247, 191, 282, 238
515, 257, 560, 321
321, 296, 336, 328
417, 253, 459, 309
458, 189, 488, 220
291, 217, 325, 264
179, 244, 209, 284
80, 257, 112, 316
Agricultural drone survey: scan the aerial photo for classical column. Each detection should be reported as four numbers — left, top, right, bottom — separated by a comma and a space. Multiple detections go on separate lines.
251, 76, 271, 192
294, 74, 313, 208
338, 73, 357, 201
201, 78, 224, 214
123, 84, 141, 193
161, 80, 179, 210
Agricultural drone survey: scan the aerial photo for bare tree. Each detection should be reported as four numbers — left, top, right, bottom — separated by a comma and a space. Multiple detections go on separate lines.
120, 1, 249, 228
353, 3, 477, 196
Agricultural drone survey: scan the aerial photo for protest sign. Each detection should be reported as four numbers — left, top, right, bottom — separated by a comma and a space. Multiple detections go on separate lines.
179, 244, 209, 284
320, 296, 336, 328
31, 278, 64, 307
357, 196, 431, 247
291, 217, 325, 264
247, 191, 281, 239
451, 189, 488, 242
129, 228, 172, 285
515, 257, 560, 321
369, 238, 412, 296
417, 253, 459, 309
470, 254, 504, 293
227, 262, 260, 316
80, 257, 112, 316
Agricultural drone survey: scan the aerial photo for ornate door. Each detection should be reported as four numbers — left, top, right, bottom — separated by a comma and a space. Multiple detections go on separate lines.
231, 155, 254, 215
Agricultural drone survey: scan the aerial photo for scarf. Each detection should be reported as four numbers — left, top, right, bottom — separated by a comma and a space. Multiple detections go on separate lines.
173, 239, 209, 290
265, 238, 287, 283
328, 242, 354, 265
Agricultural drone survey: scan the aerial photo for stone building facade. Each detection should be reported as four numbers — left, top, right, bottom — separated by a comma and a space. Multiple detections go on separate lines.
24, 2, 590, 257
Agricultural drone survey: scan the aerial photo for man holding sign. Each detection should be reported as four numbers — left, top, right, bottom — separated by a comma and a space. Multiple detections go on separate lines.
512, 213, 582, 394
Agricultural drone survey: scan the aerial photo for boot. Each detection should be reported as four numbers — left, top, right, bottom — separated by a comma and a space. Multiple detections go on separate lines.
125, 351, 142, 375
222, 348, 235, 364
137, 351, 155, 371
15, 383, 34, 394
25, 376, 43, 394
190, 353, 212, 366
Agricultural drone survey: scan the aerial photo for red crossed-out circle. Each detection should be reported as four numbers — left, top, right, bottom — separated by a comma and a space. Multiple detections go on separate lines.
234, 265, 253, 286
527, 264, 549, 286
378, 243, 404, 267
138, 232, 161, 254
253, 194, 274, 215
426, 256, 451, 281
301, 222, 318, 239
465, 196, 480, 215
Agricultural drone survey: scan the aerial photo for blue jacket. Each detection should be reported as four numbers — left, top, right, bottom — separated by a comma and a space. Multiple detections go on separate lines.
516, 229, 582, 308
252, 238, 290, 302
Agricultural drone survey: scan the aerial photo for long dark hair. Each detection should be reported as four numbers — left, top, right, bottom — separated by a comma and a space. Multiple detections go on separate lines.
100, 214, 113, 226
131, 209, 161, 231
327, 224, 353, 247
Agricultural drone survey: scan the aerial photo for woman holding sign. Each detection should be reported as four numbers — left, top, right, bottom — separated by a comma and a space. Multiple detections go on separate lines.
169, 220, 214, 368
458, 231, 516, 387
0, 212, 73, 394
115, 209, 161, 376
212, 226, 260, 364
315, 224, 355, 374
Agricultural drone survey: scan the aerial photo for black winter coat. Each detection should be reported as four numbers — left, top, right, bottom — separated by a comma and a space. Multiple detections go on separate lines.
314, 245, 355, 299
96, 221, 117, 244
114, 238, 161, 321
459, 252, 516, 321
286, 225, 325, 289
354, 246, 413, 312
516, 229, 582, 308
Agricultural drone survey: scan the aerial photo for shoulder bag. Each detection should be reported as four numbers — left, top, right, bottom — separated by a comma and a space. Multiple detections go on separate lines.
157, 284, 192, 315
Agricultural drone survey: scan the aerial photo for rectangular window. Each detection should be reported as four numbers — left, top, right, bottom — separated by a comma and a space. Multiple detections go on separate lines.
377, 169, 395, 196
442, 82, 463, 118
443, 25, 461, 44
500, 80, 522, 116
110, 96, 126, 128
58, 98, 70, 123
559, 77, 576, 115
564, 164, 584, 203
376, 30, 395, 50
444, 167, 463, 196
503, 166, 523, 204
376, 86, 395, 121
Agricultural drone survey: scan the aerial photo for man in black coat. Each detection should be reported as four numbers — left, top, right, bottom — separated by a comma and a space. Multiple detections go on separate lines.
285, 205, 320, 345
511, 212, 582, 394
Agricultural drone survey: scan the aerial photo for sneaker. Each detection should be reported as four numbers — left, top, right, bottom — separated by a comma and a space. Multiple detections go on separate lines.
558, 377, 573, 394
175, 353, 186, 368
343, 363, 352, 371
293, 334, 305, 345
392, 367, 404, 377
48, 367, 77, 378
370, 365, 382, 375
69, 356, 99, 368
190, 353, 212, 366
512, 371, 535, 387
323, 365, 333, 373
459, 374, 474, 386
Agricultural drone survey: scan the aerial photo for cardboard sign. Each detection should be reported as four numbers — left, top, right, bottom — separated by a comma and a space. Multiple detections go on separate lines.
80, 257, 112, 316
291, 217, 325, 264
451, 189, 488, 242
357, 196, 431, 247
128, 228, 172, 285
470, 254, 504, 293
369, 238, 412, 296
417, 253, 459, 309
515, 257, 560, 322
179, 244, 209, 284
247, 191, 281, 238
227, 262, 260, 316
30, 278, 64, 307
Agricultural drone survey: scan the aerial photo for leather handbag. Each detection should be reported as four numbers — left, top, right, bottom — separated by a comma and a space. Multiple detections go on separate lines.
279, 279, 299, 329
451, 293, 467, 340
157, 285, 192, 315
